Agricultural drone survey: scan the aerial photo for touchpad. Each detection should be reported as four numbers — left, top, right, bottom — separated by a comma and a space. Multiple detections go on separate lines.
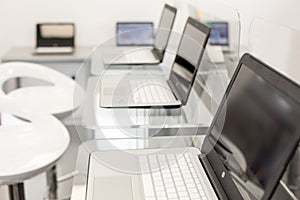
93, 176, 133, 200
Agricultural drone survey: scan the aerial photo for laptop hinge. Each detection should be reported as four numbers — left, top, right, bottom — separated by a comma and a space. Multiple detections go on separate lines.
167, 79, 182, 103
200, 156, 229, 200
152, 48, 163, 61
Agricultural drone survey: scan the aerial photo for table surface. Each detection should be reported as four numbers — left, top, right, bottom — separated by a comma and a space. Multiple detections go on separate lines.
1, 46, 94, 63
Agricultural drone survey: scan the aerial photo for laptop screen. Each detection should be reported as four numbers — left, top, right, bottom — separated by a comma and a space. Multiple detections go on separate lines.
205, 54, 300, 199
116, 22, 154, 46
36, 23, 75, 47
208, 22, 229, 46
168, 18, 210, 105
153, 5, 176, 58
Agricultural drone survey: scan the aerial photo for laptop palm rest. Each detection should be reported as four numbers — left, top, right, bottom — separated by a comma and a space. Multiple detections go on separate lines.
93, 176, 133, 200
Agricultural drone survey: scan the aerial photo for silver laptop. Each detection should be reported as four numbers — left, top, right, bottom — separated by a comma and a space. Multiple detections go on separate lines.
100, 17, 211, 108
102, 4, 177, 65
87, 54, 300, 200
34, 23, 75, 54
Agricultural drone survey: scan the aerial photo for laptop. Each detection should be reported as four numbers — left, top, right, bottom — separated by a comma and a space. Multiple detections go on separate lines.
206, 21, 231, 63
208, 21, 231, 52
100, 17, 211, 108
116, 22, 154, 46
87, 53, 300, 200
102, 4, 177, 65
34, 23, 75, 54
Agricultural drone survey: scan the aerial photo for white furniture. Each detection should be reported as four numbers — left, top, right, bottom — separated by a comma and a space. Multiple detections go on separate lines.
1, 46, 93, 88
0, 62, 85, 198
0, 62, 85, 120
0, 97, 70, 200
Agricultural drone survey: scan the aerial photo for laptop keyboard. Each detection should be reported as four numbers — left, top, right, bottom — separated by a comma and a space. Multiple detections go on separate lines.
124, 50, 157, 63
36, 47, 73, 53
130, 80, 175, 104
139, 154, 208, 200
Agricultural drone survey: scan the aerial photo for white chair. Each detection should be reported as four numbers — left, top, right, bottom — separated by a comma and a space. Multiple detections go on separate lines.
0, 62, 85, 118
0, 97, 70, 200
0, 62, 85, 198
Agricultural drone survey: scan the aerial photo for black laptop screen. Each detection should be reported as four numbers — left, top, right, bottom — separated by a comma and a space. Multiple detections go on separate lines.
208, 62, 300, 199
169, 19, 209, 105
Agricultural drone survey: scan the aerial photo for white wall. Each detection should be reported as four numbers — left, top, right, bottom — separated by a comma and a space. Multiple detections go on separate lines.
0, 0, 168, 58
1, 0, 300, 80
1, 0, 299, 57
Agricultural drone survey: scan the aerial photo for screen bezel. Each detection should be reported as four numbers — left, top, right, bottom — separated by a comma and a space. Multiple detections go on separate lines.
201, 53, 300, 199
208, 21, 229, 46
36, 23, 75, 48
116, 22, 154, 46
168, 17, 211, 105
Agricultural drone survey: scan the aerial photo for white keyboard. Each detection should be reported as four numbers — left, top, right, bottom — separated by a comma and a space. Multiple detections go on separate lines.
123, 50, 158, 63
130, 79, 174, 103
35, 47, 73, 54
139, 154, 208, 200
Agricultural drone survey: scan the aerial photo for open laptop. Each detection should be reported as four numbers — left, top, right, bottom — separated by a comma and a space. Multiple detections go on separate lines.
102, 4, 177, 65
87, 53, 300, 200
100, 17, 211, 108
116, 22, 154, 46
34, 23, 75, 54
206, 22, 230, 63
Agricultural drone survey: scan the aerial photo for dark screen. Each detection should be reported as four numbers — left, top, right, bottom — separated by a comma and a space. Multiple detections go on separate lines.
210, 64, 300, 199
169, 23, 208, 105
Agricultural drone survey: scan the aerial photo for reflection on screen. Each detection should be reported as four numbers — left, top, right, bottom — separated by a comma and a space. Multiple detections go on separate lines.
169, 23, 207, 104
40, 24, 74, 38
117, 23, 154, 46
209, 22, 229, 46
153, 7, 176, 51
37, 24, 75, 47
210, 65, 300, 199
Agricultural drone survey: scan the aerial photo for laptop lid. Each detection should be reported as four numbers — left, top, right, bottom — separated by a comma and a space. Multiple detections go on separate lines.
168, 17, 211, 106
153, 4, 177, 60
202, 53, 300, 199
116, 22, 154, 46
36, 23, 75, 48
208, 22, 229, 46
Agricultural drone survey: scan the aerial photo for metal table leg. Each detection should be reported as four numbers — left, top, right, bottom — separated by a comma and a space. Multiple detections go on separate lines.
8, 183, 25, 200
47, 166, 58, 199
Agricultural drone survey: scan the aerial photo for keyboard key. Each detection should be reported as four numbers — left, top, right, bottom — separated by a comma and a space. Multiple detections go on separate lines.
141, 174, 155, 197
190, 193, 200, 199
178, 191, 188, 196
167, 193, 177, 198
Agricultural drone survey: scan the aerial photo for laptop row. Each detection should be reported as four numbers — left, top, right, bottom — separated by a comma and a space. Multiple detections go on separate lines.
100, 15, 211, 108
89, 53, 300, 200
88, 5, 300, 200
